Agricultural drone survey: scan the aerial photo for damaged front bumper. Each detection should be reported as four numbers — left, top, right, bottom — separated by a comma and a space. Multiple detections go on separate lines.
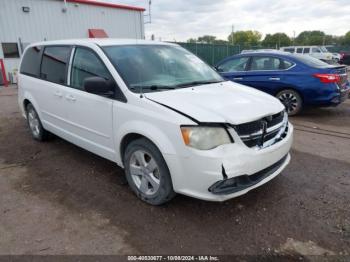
208, 154, 288, 195
165, 123, 293, 202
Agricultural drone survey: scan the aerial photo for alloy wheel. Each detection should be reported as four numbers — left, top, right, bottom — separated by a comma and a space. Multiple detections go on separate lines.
27, 107, 41, 137
278, 92, 299, 115
129, 150, 160, 196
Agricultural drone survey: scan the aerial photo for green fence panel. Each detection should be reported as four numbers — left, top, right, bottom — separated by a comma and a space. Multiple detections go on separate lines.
176, 42, 241, 65
175, 42, 350, 65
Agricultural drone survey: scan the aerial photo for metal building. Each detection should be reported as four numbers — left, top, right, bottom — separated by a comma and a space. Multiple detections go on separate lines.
0, 0, 145, 84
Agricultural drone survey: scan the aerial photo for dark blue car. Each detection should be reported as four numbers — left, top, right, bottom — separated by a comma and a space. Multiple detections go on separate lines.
215, 51, 350, 115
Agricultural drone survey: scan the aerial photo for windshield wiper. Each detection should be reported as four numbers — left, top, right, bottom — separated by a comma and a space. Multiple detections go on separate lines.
130, 85, 176, 92
175, 80, 224, 88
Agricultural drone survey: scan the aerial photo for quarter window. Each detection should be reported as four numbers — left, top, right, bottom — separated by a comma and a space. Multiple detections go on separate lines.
20, 46, 42, 77
281, 59, 294, 70
250, 56, 282, 71
284, 48, 294, 53
1, 43, 20, 58
217, 57, 249, 72
40, 46, 71, 84
70, 47, 112, 90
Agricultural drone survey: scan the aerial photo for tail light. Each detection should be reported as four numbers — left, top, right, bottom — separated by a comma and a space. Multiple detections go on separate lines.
313, 73, 341, 84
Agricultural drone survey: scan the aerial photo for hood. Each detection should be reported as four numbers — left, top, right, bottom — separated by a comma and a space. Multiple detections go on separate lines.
145, 81, 284, 125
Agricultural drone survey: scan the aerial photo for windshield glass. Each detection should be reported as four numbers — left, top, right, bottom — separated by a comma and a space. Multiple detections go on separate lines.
320, 46, 328, 52
103, 44, 223, 92
293, 54, 331, 68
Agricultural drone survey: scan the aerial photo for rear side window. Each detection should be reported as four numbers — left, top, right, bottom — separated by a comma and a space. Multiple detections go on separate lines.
303, 48, 310, 54
217, 57, 249, 72
250, 56, 282, 71
40, 46, 71, 84
20, 46, 42, 77
296, 48, 303, 53
70, 47, 112, 90
284, 48, 294, 53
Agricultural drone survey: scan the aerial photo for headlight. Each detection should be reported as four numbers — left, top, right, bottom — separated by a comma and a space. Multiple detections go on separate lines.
180, 126, 232, 150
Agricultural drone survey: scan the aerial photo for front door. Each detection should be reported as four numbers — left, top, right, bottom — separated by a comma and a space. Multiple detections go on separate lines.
63, 47, 115, 161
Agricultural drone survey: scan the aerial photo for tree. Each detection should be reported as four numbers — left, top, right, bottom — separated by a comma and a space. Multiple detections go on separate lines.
187, 38, 197, 43
294, 31, 333, 45
262, 33, 291, 48
197, 35, 217, 44
228, 30, 262, 47
343, 31, 350, 45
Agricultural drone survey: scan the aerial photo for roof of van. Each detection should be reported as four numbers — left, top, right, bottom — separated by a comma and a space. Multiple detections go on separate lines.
29, 39, 177, 47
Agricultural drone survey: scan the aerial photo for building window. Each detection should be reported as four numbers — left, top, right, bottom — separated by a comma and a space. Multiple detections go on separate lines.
1, 43, 20, 58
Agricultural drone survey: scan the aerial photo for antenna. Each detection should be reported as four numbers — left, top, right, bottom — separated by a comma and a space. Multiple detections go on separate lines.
144, 0, 152, 24
140, 86, 144, 98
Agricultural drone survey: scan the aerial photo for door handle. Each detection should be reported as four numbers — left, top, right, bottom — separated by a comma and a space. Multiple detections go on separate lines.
65, 94, 76, 102
233, 77, 243, 80
54, 91, 63, 98
269, 77, 280, 81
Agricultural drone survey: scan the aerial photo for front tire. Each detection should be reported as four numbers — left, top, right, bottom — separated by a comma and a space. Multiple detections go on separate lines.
124, 138, 176, 205
276, 89, 303, 116
26, 103, 50, 141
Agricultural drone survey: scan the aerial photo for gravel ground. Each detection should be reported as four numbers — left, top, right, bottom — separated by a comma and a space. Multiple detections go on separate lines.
0, 86, 349, 258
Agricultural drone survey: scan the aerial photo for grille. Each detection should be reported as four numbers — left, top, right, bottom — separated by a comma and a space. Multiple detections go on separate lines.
234, 111, 287, 148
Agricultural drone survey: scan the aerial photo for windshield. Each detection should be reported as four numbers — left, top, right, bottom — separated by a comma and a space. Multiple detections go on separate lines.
103, 44, 223, 92
320, 46, 328, 53
293, 54, 331, 68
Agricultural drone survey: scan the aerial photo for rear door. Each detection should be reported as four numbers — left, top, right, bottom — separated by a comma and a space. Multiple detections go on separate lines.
241, 56, 292, 95
63, 46, 115, 161
216, 56, 250, 85
38, 45, 72, 132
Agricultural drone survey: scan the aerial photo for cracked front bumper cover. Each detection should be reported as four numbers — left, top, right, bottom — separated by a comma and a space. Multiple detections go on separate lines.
208, 154, 288, 195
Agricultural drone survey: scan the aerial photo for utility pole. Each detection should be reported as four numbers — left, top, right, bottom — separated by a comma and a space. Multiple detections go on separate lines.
144, 0, 152, 24
231, 25, 234, 45
293, 31, 296, 45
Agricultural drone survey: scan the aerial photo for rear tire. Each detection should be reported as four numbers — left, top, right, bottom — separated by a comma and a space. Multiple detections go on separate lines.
276, 89, 303, 116
124, 138, 176, 205
26, 103, 50, 141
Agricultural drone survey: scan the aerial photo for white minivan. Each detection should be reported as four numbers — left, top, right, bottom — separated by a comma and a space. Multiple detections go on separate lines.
280, 46, 334, 62
18, 39, 293, 205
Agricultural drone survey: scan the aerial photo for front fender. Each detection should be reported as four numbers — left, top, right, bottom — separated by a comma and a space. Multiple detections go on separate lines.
115, 120, 179, 167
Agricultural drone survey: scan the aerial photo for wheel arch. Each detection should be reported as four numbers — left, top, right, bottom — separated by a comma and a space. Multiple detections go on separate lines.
116, 121, 178, 167
275, 87, 304, 103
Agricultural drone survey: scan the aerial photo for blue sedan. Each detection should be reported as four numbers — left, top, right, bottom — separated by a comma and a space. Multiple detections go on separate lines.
215, 51, 350, 115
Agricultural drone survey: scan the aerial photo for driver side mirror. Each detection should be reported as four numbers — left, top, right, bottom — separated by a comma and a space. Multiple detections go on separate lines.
83, 77, 115, 97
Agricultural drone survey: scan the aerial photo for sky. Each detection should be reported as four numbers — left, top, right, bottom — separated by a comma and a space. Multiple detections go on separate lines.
96, 0, 350, 41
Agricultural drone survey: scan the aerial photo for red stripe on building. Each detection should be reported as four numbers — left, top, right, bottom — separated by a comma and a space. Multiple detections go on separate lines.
66, 0, 145, 11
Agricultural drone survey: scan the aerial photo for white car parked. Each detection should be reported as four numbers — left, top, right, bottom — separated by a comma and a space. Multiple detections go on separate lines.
280, 46, 334, 62
18, 39, 293, 205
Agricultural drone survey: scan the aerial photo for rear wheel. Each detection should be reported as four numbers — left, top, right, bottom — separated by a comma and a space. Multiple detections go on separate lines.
26, 103, 50, 141
276, 89, 303, 116
124, 138, 176, 205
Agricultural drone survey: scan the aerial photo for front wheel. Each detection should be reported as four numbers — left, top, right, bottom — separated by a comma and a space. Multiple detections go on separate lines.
124, 138, 176, 205
276, 89, 303, 116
